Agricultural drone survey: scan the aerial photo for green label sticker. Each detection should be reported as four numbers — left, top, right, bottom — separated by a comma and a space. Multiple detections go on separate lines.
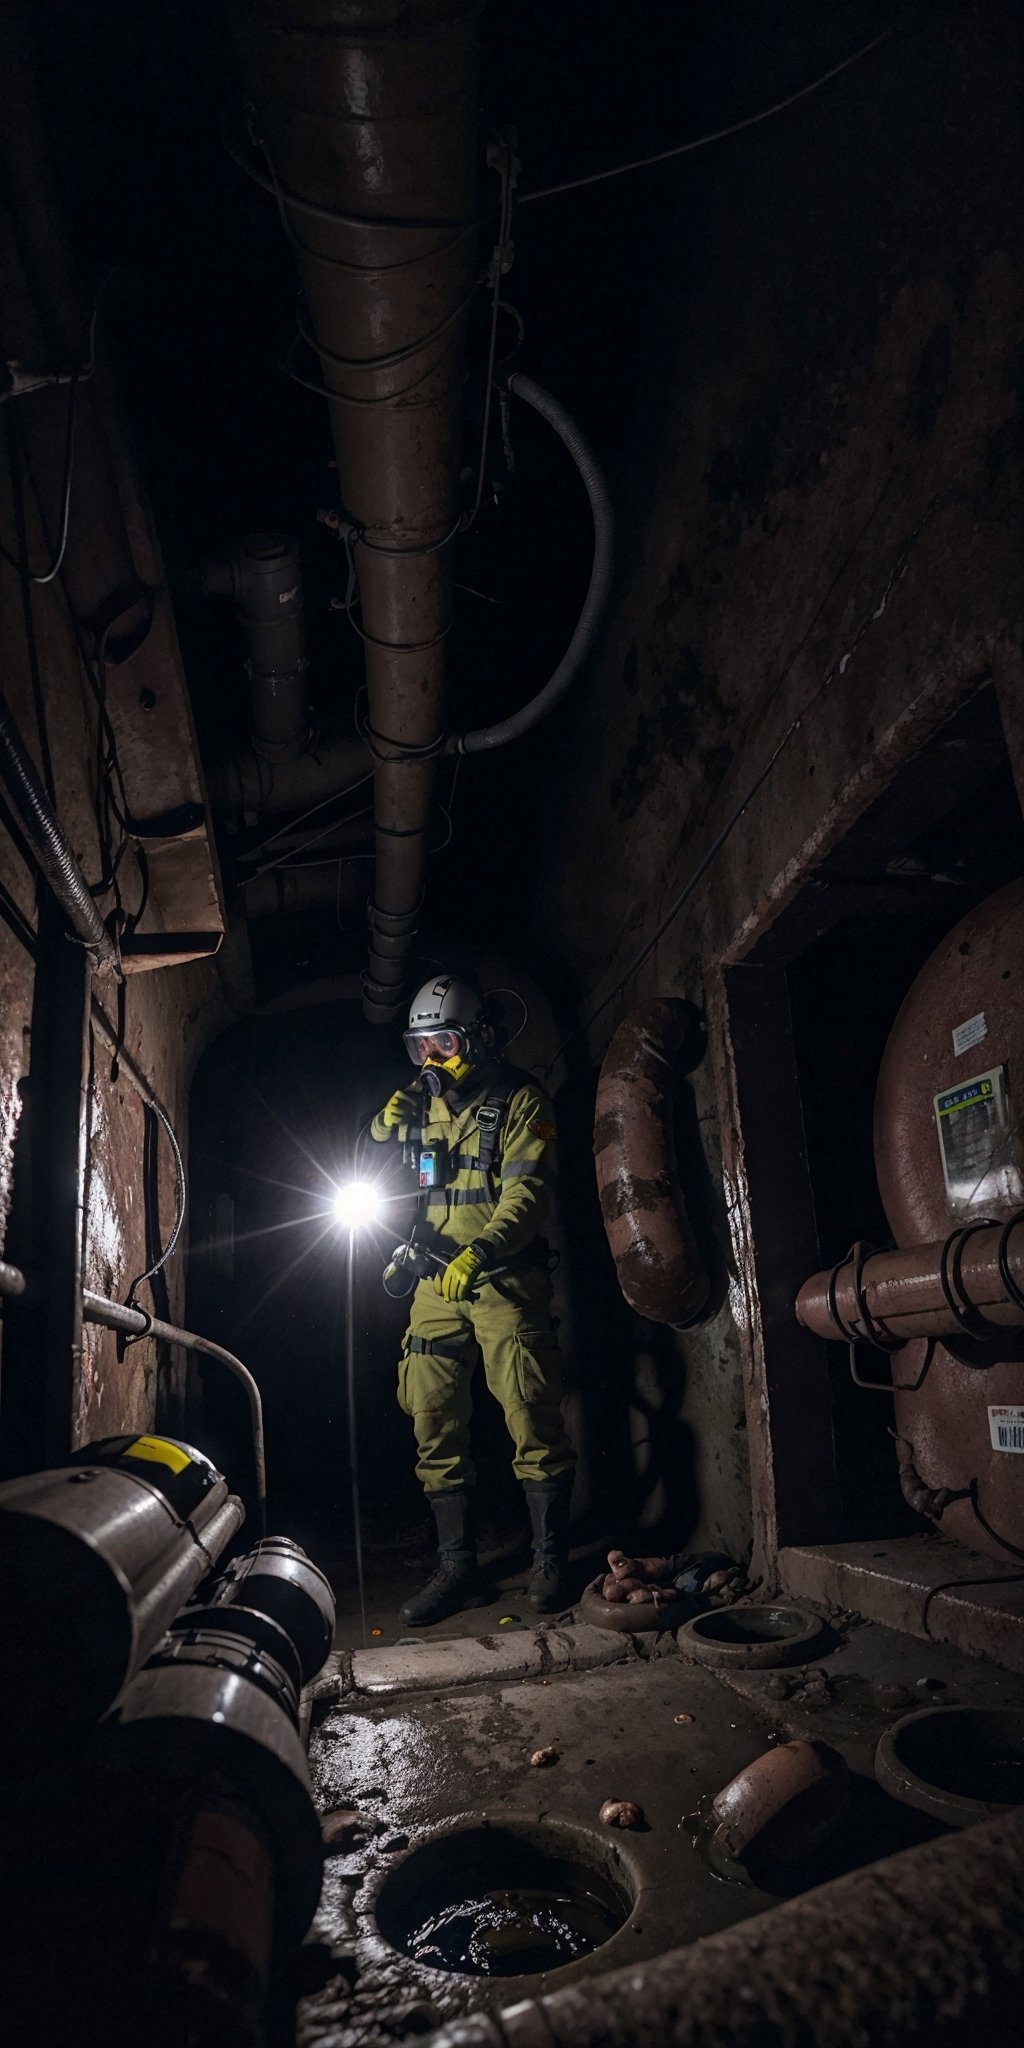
933, 1065, 1022, 1216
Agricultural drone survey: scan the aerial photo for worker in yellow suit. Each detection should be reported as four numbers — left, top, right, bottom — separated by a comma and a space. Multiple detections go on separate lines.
370, 974, 575, 1626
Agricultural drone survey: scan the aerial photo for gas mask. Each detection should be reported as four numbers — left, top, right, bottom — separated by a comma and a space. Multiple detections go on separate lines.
420, 1052, 474, 1096
404, 1026, 478, 1096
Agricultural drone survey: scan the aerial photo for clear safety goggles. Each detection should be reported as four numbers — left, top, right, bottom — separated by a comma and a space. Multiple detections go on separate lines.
403, 1026, 468, 1066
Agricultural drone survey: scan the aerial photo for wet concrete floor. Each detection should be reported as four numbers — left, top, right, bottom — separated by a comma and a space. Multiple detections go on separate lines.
297, 1612, 1024, 2046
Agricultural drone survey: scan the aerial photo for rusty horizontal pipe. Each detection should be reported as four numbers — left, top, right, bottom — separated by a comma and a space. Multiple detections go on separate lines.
229, 0, 481, 1021
423, 1811, 1024, 2048
796, 1219, 1024, 1347
594, 1000, 710, 1326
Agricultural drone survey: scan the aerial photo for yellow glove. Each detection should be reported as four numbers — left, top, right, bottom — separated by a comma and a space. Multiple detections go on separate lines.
434, 1244, 488, 1302
379, 1088, 421, 1136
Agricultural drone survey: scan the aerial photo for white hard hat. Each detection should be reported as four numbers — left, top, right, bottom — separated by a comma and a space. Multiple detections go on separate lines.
407, 975, 483, 1036
403, 975, 488, 1066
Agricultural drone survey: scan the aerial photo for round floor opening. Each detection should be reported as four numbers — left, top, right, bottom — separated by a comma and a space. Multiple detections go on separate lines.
374, 1820, 636, 1978
876, 1706, 1024, 1824
687, 1605, 815, 1646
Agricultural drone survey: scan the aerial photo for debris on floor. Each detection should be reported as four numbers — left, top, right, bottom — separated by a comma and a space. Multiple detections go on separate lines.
710, 1738, 849, 1864
598, 1798, 643, 1828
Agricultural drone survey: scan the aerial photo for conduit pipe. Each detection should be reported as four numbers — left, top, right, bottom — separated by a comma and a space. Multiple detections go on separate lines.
447, 374, 614, 754
0, 1265, 266, 1525
228, 0, 481, 1023
594, 999, 710, 1325
796, 1219, 1024, 1347
0, 689, 118, 972
422, 1811, 1024, 2048
81, 1290, 266, 1529
203, 533, 309, 762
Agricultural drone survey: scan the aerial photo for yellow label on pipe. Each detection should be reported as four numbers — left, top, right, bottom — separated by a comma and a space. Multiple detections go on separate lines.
124, 1435, 191, 1474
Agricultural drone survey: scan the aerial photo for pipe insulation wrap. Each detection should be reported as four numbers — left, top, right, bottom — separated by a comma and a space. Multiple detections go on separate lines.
594, 999, 710, 1326
450, 373, 614, 754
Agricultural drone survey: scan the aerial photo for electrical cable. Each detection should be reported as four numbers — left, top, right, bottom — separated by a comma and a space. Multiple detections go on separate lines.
519, 22, 899, 205
0, 373, 79, 586
223, 107, 484, 240
243, 765, 375, 855
295, 288, 476, 377
240, 804, 374, 883
431, 755, 462, 855
921, 1568, 1024, 1639
281, 332, 451, 409
470, 146, 516, 526
350, 510, 464, 561
121, 1089, 187, 1312
968, 1479, 1024, 1563
485, 985, 529, 1053
353, 686, 449, 765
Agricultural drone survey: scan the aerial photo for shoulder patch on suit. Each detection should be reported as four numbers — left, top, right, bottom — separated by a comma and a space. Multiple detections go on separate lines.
529, 1119, 555, 1142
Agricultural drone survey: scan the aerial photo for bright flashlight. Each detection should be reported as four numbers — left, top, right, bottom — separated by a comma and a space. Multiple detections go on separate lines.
331, 1181, 383, 1231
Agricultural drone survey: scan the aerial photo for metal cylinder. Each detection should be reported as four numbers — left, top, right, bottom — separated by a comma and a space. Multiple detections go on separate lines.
204, 1536, 335, 1684
594, 1000, 710, 1325
228, 0, 482, 1021
0, 1435, 243, 1742
870, 881, 1024, 1561
96, 1611, 324, 1952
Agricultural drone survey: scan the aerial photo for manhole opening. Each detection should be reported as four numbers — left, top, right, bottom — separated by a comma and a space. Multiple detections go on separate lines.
374, 1822, 636, 1978
689, 1605, 810, 1646
888, 1708, 1024, 1808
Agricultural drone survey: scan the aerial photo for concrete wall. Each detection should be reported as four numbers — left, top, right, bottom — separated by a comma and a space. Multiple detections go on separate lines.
0, 442, 223, 1462
512, 4, 1024, 1563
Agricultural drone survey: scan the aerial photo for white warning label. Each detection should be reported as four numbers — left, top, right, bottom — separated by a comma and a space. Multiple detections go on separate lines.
989, 1406, 1024, 1454
953, 1011, 988, 1056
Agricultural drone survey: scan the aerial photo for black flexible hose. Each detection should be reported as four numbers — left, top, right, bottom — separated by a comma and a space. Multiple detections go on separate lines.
0, 688, 118, 969
447, 373, 614, 754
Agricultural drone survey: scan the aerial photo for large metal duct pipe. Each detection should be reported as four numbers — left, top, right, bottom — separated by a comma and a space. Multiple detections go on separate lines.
594, 1000, 711, 1326
229, 0, 482, 1022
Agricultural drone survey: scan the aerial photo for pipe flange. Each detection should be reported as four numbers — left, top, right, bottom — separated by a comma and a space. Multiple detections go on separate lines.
367, 897, 421, 940
678, 1604, 825, 1669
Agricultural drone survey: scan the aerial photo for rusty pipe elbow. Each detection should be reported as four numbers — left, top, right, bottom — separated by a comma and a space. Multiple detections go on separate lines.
594, 999, 710, 1326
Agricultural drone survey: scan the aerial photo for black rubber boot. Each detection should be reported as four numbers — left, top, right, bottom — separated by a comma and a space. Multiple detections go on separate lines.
524, 1474, 573, 1613
399, 1490, 479, 1627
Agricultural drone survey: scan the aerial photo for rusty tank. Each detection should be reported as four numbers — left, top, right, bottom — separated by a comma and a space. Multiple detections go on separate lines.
872, 879, 1024, 1562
